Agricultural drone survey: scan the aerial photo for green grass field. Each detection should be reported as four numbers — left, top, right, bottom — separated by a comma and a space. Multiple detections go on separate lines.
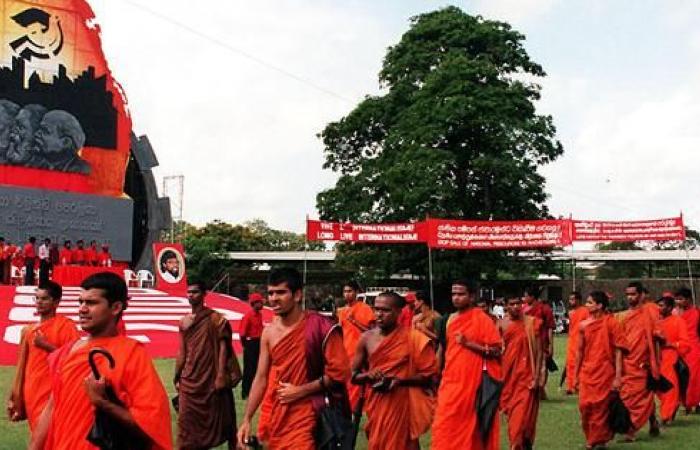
1, 336, 700, 449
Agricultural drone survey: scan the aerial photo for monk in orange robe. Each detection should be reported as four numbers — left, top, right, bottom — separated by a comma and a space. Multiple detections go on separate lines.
674, 287, 700, 412
337, 280, 375, 410
352, 291, 436, 450
28, 272, 171, 450
617, 282, 660, 440
432, 279, 502, 450
499, 297, 543, 450
238, 268, 350, 450
654, 295, 690, 424
565, 291, 588, 394
7, 281, 79, 430
575, 291, 627, 450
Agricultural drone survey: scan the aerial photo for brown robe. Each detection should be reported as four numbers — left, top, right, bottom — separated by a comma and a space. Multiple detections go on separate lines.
177, 308, 240, 449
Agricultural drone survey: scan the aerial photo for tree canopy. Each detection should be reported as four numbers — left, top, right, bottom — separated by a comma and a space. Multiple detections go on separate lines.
317, 7, 563, 281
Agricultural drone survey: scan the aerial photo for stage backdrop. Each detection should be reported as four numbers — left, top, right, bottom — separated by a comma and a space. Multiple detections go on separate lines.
0, 0, 134, 259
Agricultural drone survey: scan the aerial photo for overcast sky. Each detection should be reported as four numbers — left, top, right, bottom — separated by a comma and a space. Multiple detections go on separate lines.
89, 0, 700, 233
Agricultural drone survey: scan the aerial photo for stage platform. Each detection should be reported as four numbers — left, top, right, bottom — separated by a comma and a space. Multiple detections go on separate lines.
0, 285, 272, 365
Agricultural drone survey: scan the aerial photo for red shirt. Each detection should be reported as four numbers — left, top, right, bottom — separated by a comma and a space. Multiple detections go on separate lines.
85, 248, 98, 265
398, 305, 414, 327
72, 249, 85, 265
23, 243, 36, 259
524, 300, 555, 343
59, 248, 73, 265
98, 251, 112, 267
239, 309, 263, 339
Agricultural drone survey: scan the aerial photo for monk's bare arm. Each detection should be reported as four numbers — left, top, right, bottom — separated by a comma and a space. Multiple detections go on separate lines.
84, 378, 150, 440
351, 333, 371, 384
28, 396, 52, 450
613, 348, 623, 390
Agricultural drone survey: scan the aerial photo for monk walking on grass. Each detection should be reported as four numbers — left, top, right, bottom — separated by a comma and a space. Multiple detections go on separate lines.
237, 268, 350, 449
175, 280, 242, 450
675, 287, 700, 413
617, 282, 661, 441
7, 281, 79, 430
432, 279, 502, 450
565, 291, 588, 395
337, 280, 375, 410
654, 295, 690, 425
575, 291, 627, 450
352, 291, 437, 449
499, 296, 543, 450
522, 286, 555, 400
28, 272, 172, 450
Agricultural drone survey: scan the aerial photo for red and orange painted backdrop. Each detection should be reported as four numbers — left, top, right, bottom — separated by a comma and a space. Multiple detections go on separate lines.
0, 0, 131, 197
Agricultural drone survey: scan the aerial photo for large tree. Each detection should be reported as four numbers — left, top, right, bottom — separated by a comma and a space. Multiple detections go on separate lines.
317, 7, 563, 283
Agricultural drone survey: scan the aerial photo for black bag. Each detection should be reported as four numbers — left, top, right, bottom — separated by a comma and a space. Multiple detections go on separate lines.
675, 357, 690, 399
607, 390, 633, 434
646, 372, 673, 393
315, 398, 355, 450
475, 364, 503, 443
86, 348, 149, 450
546, 356, 559, 373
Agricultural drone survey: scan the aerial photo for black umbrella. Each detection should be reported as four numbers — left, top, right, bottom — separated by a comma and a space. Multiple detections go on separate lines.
475, 367, 503, 443
646, 372, 673, 393
559, 367, 567, 388
675, 357, 690, 400
86, 348, 149, 450
608, 390, 632, 434
546, 356, 559, 373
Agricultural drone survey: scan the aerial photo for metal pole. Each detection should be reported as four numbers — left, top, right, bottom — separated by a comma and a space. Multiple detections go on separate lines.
571, 243, 576, 292
303, 215, 309, 309
428, 245, 435, 310
684, 240, 696, 305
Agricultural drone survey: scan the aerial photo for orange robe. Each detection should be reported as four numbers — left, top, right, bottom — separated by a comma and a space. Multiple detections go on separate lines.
10, 316, 79, 430
432, 308, 502, 450
679, 306, 700, 408
501, 316, 542, 450
578, 314, 628, 447
364, 327, 436, 450
338, 301, 374, 409
656, 315, 690, 421
643, 301, 660, 322
565, 306, 589, 392
618, 308, 658, 433
45, 336, 172, 450
258, 314, 350, 449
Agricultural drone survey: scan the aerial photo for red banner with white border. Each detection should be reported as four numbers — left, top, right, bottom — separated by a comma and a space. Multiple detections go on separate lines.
306, 219, 428, 243
572, 217, 685, 242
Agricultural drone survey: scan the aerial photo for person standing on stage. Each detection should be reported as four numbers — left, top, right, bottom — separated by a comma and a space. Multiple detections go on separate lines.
575, 291, 627, 450
175, 280, 241, 450
85, 241, 98, 267
58, 241, 72, 266
98, 244, 113, 267
237, 268, 350, 449
675, 287, 700, 413
655, 295, 690, 425
28, 272, 172, 450
522, 285, 555, 399
72, 240, 86, 266
0, 237, 7, 284
412, 290, 441, 342
352, 291, 437, 450
499, 296, 543, 450
38, 238, 51, 285
431, 279, 502, 450
23, 237, 37, 286
7, 281, 79, 430
617, 282, 660, 441
337, 280, 375, 410
565, 291, 589, 395
239, 292, 264, 399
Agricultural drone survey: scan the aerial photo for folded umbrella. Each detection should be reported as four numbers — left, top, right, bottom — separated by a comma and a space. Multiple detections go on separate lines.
86, 348, 149, 450
675, 357, 690, 400
546, 356, 559, 373
475, 363, 503, 443
608, 390, 633, 434
646, 372, 673, 393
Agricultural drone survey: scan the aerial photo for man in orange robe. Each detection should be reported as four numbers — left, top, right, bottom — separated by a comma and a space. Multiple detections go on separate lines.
337, 280, 374, 410
352, 291, 436, 450
28, 272, 172, 450
565, 291, 589, 394
432, 279, 502, 450
618, 282, 660, 441
575, 291, 627, 450
522, 286, 555, 399
655, 295, 690, 424
7, 281, 79, 430
238, 268, 350, 450
499, 296, 543, 450
675, 287, 700, 413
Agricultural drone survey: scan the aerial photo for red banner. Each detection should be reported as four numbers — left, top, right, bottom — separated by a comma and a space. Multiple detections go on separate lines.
306, 220, 428, 243
153, 243, 187, 293
427, 219, 572, 250
572, 217, 685, 242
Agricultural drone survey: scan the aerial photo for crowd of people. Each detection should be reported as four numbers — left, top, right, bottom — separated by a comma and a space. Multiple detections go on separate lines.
5, 268, 700, 450
0, 236, 113, 286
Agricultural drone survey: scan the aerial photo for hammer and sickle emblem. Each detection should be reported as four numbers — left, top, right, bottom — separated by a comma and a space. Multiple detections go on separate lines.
9, 8, 64, 61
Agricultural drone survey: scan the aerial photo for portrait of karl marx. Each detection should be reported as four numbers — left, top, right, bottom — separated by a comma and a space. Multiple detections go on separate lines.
31, 110, 90, 174
6, 104, 48, 165
0, 99, 20, 163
